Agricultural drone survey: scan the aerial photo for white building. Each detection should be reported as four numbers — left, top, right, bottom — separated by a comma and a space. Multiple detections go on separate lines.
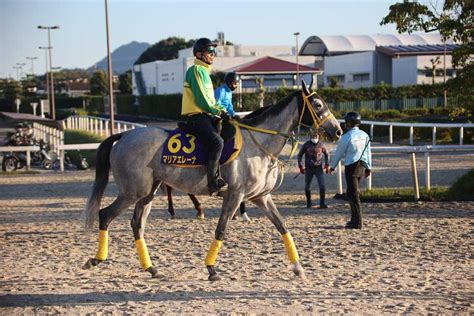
132, 45, 316, 96
300, 33, 457, 88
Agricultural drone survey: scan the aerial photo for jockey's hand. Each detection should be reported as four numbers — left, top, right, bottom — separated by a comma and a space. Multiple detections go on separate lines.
328, 167, 335, 175
299, 165, 305, 174
220, 111, 231, 122
232, 114, 241, 121
324, 164, 330, 173
365, 169, 371, 178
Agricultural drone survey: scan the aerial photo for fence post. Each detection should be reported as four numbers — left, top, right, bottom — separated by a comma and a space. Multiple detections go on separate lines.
105, 121, 110, 137
424, 151, 431, 191
370, 124, 374, 140
337, 161, 343, 195
366, 173, 372, 190
409, 126, 414, 145
459, 127, 464, 145
410, 152, 420, 201
26, 149, 31, 171
432, 126, 437, 146
389, 125, 393, 144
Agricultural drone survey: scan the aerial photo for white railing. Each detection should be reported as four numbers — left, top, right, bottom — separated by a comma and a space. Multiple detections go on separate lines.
32, 122, 64, 153
352, 120, 473, 146
56, 143, 100, 172
64, 115, 146, 137
334, 144, 474, 200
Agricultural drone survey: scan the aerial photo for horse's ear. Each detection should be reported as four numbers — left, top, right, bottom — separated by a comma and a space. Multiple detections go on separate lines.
301, 79, 310, 95
309, 76, 314, 90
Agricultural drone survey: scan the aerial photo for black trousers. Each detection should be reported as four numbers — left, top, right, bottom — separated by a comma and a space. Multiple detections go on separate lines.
186, 113, 224, 162
344, 161, 366, 226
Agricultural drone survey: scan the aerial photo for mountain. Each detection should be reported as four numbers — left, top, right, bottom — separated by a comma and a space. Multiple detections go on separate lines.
88, 41, 151, 74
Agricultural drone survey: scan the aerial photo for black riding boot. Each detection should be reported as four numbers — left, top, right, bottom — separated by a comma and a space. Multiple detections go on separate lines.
305, 190, 312, 208
207, 160, 228, 195
319, 189, 328, 209
346, 201, 362, 229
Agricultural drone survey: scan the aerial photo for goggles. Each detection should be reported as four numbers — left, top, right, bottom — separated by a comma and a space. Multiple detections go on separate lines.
204, 47, 217, 55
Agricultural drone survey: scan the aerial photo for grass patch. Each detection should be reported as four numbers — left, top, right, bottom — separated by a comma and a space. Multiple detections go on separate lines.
0, 170, 41, 176
360, 186, 448, 202
445, 169, 474, 201
64, 130, 106, 167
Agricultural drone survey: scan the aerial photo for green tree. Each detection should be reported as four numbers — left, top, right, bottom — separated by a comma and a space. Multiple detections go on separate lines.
380, 0, 474, 109
424, 56, 442, 85
90, 70, 108, 95
118, 70, 132, 94
2, 79, 23, 102
135, 37, 195, 64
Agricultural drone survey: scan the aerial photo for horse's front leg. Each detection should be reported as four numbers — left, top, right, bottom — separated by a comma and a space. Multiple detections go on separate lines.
252, 194, 305, 279
204, 194, 243, 281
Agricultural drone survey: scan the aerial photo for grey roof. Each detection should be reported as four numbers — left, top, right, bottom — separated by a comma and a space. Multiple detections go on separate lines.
300, 33, 452, 56
376, 44, 460, 57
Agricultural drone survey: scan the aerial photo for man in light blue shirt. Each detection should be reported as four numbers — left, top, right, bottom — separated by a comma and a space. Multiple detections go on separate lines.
329, 112, 372, 229
214, 72, 238, 118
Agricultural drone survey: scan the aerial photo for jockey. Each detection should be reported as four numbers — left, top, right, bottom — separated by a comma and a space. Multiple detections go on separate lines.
214, 72, 238, 118
181, 37, 229, 194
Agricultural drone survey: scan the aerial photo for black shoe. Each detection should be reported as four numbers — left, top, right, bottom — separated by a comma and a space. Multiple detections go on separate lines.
208, 178, 228, 195
306, 202, 312, 208
319, 204, 328, 209
345, 221, 361, 229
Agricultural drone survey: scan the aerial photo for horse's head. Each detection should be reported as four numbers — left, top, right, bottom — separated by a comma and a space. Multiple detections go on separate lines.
298, 80, 342, 141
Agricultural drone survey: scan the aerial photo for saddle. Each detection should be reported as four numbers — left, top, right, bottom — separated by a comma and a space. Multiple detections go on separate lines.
161, 125, 242, 168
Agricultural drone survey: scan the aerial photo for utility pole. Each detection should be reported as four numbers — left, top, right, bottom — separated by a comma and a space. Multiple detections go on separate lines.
38, 25, 60, 120
294, 32, 300, 89
39, 47, 51, 113
26, 57, 38, 76
104, 0, 115, 134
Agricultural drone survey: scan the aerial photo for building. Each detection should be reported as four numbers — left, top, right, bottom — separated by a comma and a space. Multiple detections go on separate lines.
299, 33, 457, 88
132, 44, 317, 96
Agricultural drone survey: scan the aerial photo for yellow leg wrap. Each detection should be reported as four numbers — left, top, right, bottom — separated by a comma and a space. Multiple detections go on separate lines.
282, 232, 299, 264
135, 238, 152, 270
204, 239, 223, 266
95, 230, 108, 261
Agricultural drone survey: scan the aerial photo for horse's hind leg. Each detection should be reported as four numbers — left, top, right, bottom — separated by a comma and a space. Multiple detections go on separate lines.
166, 185, 176, 218
188, 194, 204, 219
83, 196, 135, 269
252, 194, 305, 279
132, 181, 160, 278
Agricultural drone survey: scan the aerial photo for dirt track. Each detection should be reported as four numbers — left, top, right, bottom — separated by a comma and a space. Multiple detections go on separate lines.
0, 164, 473, 313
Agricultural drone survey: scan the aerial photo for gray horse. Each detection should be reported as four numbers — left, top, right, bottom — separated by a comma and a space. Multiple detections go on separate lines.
82, 82, 342, 281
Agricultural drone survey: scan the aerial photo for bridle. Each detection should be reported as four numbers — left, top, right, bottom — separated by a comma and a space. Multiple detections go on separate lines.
230, 90, 336, 192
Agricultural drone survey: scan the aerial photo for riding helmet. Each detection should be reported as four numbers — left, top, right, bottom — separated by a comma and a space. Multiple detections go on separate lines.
193, 38, 217, 56
224, 72, 237, 89
344, 111, 361, 127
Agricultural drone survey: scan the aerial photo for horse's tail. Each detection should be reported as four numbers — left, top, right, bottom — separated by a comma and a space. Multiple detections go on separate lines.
83, 133, 123, 230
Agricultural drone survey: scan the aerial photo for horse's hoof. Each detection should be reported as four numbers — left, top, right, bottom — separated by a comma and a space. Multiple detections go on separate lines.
208, 274, 221, 281
83, 258, 101, 270
292, 262, 306, 279
146, 266, 160, 278
241, 213, 252, 223
196, 214, 205, 220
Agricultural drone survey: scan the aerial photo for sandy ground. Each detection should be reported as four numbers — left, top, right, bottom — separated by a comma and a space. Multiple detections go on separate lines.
0, 154, 473, 314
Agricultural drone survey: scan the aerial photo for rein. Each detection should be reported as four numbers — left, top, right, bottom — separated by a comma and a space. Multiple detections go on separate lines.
230, 91, 331, 192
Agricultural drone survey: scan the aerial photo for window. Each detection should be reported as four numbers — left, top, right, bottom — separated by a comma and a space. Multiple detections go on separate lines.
353, 73, 370, 82
327, 75, 345, 84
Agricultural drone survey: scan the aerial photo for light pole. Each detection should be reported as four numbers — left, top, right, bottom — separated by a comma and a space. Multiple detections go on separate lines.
105, 0, 115, 134
294, 32, 300, 89
16, 62, 26, 80
13, 66, 21, 81
38, 25, 60, 120
39, 46, 51, 115
443, 39, 447, 108
26, 57, 38, 76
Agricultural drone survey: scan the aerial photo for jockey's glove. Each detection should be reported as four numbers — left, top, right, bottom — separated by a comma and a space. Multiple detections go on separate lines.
220, 111, 231, 122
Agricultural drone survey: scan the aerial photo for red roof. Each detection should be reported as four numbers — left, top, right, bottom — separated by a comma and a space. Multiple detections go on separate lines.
232, 56, 321, 74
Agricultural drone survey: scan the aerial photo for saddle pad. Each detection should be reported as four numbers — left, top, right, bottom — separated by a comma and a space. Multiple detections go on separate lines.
161, 126, 242, 168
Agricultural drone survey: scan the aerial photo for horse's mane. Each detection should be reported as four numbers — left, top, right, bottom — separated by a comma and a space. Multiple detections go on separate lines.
240, 91, 300, 126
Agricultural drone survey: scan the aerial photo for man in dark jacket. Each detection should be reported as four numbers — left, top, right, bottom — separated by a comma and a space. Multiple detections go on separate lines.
297, 129, 330, 209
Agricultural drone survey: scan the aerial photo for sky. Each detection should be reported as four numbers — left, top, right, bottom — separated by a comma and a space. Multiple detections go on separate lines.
0, 0, 401, 78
